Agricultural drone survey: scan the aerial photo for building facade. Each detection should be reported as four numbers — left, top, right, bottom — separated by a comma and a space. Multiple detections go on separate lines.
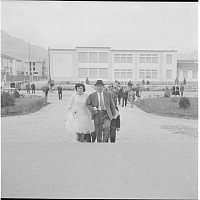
49, 47, 197, 84
1, 54, 24, 79
24, 60, 48, 81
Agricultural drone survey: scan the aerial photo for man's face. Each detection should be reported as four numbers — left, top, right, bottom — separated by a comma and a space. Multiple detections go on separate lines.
96, 84, 104, 93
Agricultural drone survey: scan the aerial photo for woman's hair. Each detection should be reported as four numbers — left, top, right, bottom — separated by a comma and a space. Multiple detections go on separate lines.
75, 82, 86, 92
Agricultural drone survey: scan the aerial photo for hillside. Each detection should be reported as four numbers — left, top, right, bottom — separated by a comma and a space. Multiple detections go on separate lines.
1, 30, 48, 61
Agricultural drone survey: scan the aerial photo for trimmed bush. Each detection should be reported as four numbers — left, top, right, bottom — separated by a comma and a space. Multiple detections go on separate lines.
179, 97, 191, 108
1, 91, 15, 107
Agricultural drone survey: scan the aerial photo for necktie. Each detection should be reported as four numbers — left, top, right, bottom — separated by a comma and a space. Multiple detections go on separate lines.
99, 93, 105, 110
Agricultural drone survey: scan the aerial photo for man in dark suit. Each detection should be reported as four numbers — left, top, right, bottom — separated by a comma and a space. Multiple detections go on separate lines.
86, 80, 116, 142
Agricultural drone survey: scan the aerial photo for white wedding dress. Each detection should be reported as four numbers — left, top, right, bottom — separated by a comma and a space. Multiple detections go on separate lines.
65, 92, 95, 134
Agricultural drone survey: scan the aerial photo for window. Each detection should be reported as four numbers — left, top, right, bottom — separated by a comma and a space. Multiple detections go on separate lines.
139, 54, 158, 63
79, 52, 87, 63
177, 71, 179, 78
192, 70, 197, 79
127, 69, 133, 78
33, 62, 35, 66
99, 52, 108, 63
114, 53, 133, 63
33, 67, 35, 71
79, 68, 87, 78
114, 54, 120, 63
29, 62, 31, 66
89, 68, 98, 78
183, 70, 188, 79
30, 67, 32, 71
89, 52, 97, 63
152, 70, 157, 78
166, 70, 172, 79
121, 54, 126, 63
99, 68, 108, 77
146, 70, 151, 78
166, 55, 172, 63
139, 70, 145, 78
114, 69, 120, 78
121, 69, 126, 77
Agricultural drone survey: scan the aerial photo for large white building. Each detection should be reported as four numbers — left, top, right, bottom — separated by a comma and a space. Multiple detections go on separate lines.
49, 47, 197, 84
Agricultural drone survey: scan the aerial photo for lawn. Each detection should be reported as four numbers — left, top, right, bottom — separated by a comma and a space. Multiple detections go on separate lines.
134, 97, 198, 120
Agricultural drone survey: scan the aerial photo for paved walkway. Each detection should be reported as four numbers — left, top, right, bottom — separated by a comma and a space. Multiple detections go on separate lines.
1, 90, 198, 199
1, 90, 198, 144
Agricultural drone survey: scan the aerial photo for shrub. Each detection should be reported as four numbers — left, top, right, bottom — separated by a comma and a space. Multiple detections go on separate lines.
179, 97, 191, 108
1, 91, 15, 107
13, 89, 20, 99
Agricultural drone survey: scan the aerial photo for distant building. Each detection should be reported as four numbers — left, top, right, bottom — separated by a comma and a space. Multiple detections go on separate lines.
24, 59, 48, 81
1, 53, 24, 81
177, 60, 198, 83
49, 47, 184, 84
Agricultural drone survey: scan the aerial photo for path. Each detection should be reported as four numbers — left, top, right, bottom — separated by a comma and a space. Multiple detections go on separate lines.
1, 91, 198, 198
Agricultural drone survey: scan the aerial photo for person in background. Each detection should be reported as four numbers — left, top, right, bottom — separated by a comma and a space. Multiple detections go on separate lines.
180, 83, 184, 97
175, 85, 180, 97
110, 87, 118, 107
117, 87, 123, 105
122, 88, 129, 107
57, 83, 63, 100
26, 82, 30, 94
128, 89, 135, 108
109, 106, 120, 143
44, 84, 49, 98
31, 82, 36, 94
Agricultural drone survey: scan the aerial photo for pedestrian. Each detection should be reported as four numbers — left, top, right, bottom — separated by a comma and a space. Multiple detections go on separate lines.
44, 84, 49, 98
110, 106, 120, 143
31, 82, 36, 94
57, 83, 63, 100
180, 83, 184, 97
128, 89, 135, 108
117, 87, 123, 105
65, 82, 94, 142
135, 84, 140, 101
110, 87, 118, 107
86, 80, 116, 142
122, 88, 128, 107
26, 83, 30, 94
175, 85, 180, 96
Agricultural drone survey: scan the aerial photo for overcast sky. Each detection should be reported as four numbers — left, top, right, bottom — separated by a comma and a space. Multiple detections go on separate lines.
1, 1, 198, 54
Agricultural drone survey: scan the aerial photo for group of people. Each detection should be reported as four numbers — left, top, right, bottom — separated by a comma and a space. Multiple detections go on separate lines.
26, 82, 35, 94
109, 86, 139, 108
171, 84, 185, 97
65, 80, 120, 143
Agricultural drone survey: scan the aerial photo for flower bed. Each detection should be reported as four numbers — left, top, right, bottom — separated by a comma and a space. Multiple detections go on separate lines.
1, 96, 47, 116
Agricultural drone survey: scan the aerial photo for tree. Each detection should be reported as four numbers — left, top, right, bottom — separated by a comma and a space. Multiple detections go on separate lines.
183, 78, 186, 85
86, 77, 89, 84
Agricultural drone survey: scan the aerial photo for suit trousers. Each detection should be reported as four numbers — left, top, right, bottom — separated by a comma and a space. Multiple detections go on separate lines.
93, 111, 111, 142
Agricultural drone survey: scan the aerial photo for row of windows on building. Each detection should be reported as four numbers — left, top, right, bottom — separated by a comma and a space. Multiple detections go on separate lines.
78, 68, 198, 79
77, 52, 173, 63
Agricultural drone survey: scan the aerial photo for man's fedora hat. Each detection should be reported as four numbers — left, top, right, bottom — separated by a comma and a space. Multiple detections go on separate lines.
94, 80, 105, 86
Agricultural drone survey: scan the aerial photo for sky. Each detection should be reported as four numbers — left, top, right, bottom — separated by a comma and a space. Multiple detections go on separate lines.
1, 1, 198, 54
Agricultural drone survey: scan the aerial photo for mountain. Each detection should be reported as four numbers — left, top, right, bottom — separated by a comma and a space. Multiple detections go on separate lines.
1, 30, 48, 61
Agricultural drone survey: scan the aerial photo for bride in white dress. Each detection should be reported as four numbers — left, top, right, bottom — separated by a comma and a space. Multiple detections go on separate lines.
66, 83, 95, 142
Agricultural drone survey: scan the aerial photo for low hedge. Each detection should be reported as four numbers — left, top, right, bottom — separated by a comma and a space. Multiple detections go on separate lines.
1, 96, 47, 116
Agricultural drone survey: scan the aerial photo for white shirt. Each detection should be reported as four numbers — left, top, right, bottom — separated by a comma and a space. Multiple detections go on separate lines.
97, 91, 105, 110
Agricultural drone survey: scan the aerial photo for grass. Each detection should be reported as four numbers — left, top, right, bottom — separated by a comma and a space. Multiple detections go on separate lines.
134, 97, 198, 120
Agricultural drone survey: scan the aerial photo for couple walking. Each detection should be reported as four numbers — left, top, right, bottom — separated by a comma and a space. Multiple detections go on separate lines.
65, 80, 117, 142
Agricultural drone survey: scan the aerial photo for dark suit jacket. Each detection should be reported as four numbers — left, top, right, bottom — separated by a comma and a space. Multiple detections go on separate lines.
86, 91, 116, 121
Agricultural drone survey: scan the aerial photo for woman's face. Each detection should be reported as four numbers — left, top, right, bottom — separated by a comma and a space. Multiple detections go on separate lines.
77, 86, 83, 93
